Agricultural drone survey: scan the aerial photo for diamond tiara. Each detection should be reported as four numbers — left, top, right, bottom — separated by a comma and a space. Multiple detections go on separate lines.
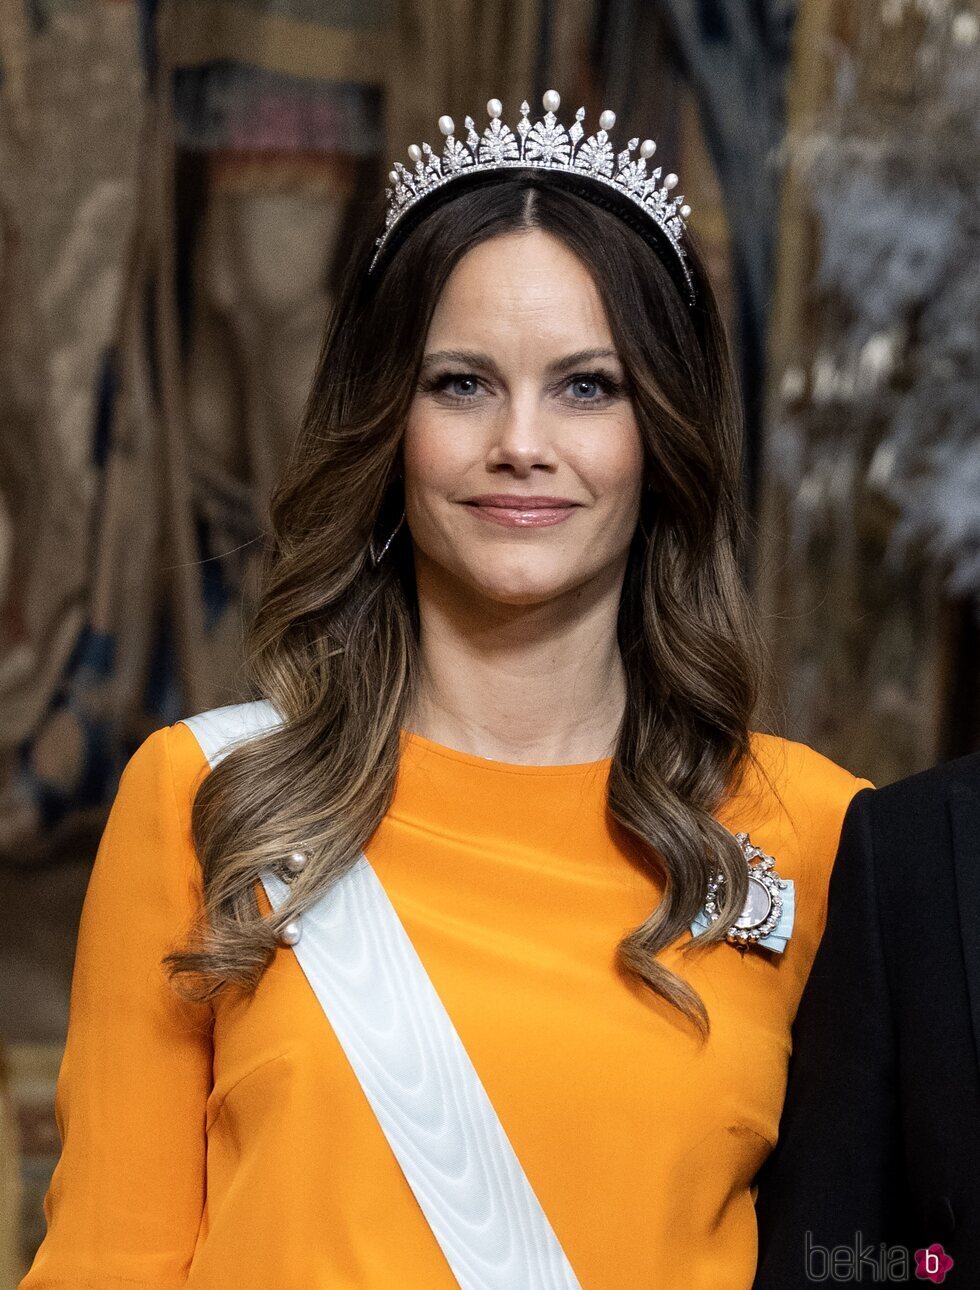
370, 89, 696, 304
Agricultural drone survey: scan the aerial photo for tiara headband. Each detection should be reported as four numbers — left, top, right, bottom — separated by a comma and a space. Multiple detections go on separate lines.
369, 89, 696, 306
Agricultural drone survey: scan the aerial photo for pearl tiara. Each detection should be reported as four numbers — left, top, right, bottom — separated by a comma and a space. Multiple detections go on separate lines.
370, 89, 696, 304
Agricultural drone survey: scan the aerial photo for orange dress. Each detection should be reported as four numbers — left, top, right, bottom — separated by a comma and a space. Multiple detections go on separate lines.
20, 718, 872, 1289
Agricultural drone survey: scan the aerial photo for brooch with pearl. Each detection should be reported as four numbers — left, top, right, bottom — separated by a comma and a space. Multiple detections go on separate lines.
275, 848, 311, 947
690, 832, 795, 953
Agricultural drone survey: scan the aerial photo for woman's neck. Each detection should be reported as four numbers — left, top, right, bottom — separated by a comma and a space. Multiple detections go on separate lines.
405, 577, 628, 766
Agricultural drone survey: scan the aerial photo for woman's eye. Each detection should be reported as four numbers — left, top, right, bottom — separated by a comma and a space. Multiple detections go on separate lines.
568, 375, 605, 400
423, 372, 483, 400
563, 372, 625, 403
447, 374, 480, 398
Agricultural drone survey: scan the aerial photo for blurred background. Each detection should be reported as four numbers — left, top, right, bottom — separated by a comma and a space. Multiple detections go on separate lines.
0, 0, 977, 1279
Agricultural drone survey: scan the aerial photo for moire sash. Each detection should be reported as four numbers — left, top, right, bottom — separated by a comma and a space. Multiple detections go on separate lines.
180, 701, 582, 1290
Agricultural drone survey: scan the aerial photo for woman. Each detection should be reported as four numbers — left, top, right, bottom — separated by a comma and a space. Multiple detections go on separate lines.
21, 91, 872, 1289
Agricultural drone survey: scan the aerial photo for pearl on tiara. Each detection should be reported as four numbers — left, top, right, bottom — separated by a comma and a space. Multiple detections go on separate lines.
372, 87, 695, 303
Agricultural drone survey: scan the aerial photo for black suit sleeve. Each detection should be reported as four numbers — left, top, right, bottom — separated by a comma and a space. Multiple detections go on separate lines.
752, 787, 912, 1288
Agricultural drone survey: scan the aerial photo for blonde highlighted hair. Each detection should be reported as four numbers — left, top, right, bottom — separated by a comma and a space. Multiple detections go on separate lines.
163, 172, 768, 1036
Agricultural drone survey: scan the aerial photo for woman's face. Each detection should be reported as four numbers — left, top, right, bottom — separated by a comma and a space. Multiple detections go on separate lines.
402, 228, 645, 610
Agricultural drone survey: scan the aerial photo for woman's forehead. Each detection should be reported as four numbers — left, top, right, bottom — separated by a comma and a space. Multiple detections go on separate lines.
426, 232, 614, 351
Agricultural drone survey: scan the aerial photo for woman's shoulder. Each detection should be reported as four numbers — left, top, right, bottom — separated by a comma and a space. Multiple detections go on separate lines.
747, 730, 874, 806
174, 698, 284, 769
735, 733, 875, 960
737, 730, 875, 872
115, 700, 281, 824
81, 721, 216, 939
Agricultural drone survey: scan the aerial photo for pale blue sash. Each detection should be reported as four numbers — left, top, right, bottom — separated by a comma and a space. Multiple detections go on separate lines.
180, 701, 582, 1290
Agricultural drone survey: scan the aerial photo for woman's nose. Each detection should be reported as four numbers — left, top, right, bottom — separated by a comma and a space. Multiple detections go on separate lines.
485, 392, 558, 469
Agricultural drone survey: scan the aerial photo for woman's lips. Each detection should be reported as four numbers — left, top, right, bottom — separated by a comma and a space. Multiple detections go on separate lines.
462, 503, 577, 527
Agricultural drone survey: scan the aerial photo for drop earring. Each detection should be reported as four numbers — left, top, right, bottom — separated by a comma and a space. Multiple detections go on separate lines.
369, 507, 406, 565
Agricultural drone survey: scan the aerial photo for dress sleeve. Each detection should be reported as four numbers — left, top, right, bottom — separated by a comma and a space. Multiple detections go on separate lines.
20, 726, 213, 1289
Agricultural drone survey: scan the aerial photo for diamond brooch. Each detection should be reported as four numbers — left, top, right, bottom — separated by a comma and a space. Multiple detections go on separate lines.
691, 833, 795, 953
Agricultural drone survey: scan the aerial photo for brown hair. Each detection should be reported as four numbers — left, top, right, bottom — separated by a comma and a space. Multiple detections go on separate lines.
163, 170, 767, 1036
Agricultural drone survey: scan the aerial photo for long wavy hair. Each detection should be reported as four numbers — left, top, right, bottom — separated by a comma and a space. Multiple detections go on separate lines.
163, 170, 768, 1036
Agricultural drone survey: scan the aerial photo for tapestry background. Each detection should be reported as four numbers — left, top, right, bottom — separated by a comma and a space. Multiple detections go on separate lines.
1, 0, 977, 1280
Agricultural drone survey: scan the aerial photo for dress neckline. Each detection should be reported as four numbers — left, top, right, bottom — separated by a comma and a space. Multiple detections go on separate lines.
399, 728, 614, 776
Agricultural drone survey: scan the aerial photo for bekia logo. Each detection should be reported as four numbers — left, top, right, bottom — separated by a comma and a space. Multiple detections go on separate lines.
805, 1232, 954, 1282
915, 1243, 954, 1283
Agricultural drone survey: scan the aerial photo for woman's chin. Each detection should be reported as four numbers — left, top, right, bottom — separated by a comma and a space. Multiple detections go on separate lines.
461, 563, 587, 609
417, 543, 609, 608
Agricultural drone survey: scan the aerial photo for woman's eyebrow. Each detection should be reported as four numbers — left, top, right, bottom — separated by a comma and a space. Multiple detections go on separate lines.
419, 347, 621, 376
